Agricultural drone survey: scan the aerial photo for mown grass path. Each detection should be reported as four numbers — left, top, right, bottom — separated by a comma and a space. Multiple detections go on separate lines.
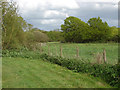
2, 57, 111, 88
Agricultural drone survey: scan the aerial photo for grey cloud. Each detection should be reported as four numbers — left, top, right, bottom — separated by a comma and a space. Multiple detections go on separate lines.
26, 19, 63, 31
19, 1, 118, 30
67, 2, 118, 26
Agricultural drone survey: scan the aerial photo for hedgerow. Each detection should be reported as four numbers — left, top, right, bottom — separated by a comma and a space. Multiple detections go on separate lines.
2, 50, 120, 87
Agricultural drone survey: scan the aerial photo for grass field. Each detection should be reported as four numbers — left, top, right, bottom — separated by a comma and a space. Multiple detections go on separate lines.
2, 57, 111, 88
41, 42, 118, 64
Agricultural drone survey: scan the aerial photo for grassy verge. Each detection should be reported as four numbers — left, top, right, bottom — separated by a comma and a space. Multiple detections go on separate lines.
2, 57, 111, 88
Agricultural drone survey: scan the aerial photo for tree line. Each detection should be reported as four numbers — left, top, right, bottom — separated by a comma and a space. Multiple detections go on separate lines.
61, 16, 119, 43
1, 1, 119, 50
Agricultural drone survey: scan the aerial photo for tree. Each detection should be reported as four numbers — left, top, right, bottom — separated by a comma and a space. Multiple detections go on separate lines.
25, 29, 49, 43
88, 17, 111, 42
47, 30, 64, 42
28, 23, 33, 31
33, 30, 49, 42
108, 26, 119, 42
61, 16, 92, 43
2, 1, 27, 49
25, 30, 49, 50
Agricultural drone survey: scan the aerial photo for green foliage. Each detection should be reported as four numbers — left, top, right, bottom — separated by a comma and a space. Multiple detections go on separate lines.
40, 55, 120, 87
47, 30, 64, 42
2, 49, 41, 59
3, 57, 111, 88
2, 1, 49, 50
2, 1, 27, 49
108, 27, 120, 42
42, 43, 118, 64
33, 30, 49, 42
2, 0, 119, 51
24, 30, 49, 50
61, 16, 118, 43
61, 16, 91, 43
88, 17, 111, 42
2, 50, 120, 87
25, 29, 49, 43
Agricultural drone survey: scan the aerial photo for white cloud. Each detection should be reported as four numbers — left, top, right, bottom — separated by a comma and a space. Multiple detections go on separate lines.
94, 3, 117, 9
14, 0, 79, 11
14, 0, 78, 20
41, 19, 57, 24
62, 8, 67, 12
13, 0, 118, 30
65, 13, 69, 18
94, 3, 101, 9
47, 0, 79, 9
40, 19, 63, 25
44, 10, 66, 18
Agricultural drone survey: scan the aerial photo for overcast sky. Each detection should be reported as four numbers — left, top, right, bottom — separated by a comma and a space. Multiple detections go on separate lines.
13, 0, 119, 31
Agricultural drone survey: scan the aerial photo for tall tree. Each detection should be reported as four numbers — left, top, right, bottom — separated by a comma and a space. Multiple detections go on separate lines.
88, 17, 111, 42
61, 16, 91, 43
2, 1, 27, 49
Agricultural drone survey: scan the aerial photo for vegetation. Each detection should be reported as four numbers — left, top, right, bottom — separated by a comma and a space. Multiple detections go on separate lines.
2, 1, 119, 50
61, 16, 119, 43
61, 16, 92, 43
46, 30, 64, 42
2, 1, 49, 50
2, 1, 27, 49
88, 17, 111, 42
1, 0, 120, 88
41, 43, 118, 64
3, 57, 111, 88
40, 54, 120, 87
2, 50, 119, 87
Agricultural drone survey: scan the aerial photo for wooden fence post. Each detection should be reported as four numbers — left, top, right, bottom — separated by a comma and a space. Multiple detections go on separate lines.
96, 52, 102, 64
60, 45, 62, 57
48, 45, 50, 56
76, 46, 79, 58
103, 48, 107, 63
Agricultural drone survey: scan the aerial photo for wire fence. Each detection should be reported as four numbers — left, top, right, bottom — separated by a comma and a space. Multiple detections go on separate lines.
38, 43, 113, 64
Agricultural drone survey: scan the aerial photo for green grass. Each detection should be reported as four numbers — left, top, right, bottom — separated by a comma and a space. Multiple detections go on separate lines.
41, 42, 118, 64
2, 57, 111, 88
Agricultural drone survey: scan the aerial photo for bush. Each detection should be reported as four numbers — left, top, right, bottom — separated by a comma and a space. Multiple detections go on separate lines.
39, 54, 120, 87
2, 50, 120, 87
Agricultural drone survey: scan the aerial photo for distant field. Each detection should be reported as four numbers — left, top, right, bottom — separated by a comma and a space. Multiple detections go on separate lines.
42, 42, 118, 64
2, 57, 111, 88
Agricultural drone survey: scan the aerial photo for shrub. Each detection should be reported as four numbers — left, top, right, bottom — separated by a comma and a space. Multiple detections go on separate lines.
39, 54, 120, 87
2, 50, 120, 87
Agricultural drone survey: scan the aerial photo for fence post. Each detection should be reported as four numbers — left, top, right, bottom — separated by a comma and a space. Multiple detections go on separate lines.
76, 46, 79, 58
103, 48, 107, 63
48, 45, 50, 56
60, 45, 62, 57
96, 52, 102, 64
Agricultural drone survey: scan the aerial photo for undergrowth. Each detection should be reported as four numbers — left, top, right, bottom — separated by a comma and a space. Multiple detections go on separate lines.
2, 50, 120, 87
